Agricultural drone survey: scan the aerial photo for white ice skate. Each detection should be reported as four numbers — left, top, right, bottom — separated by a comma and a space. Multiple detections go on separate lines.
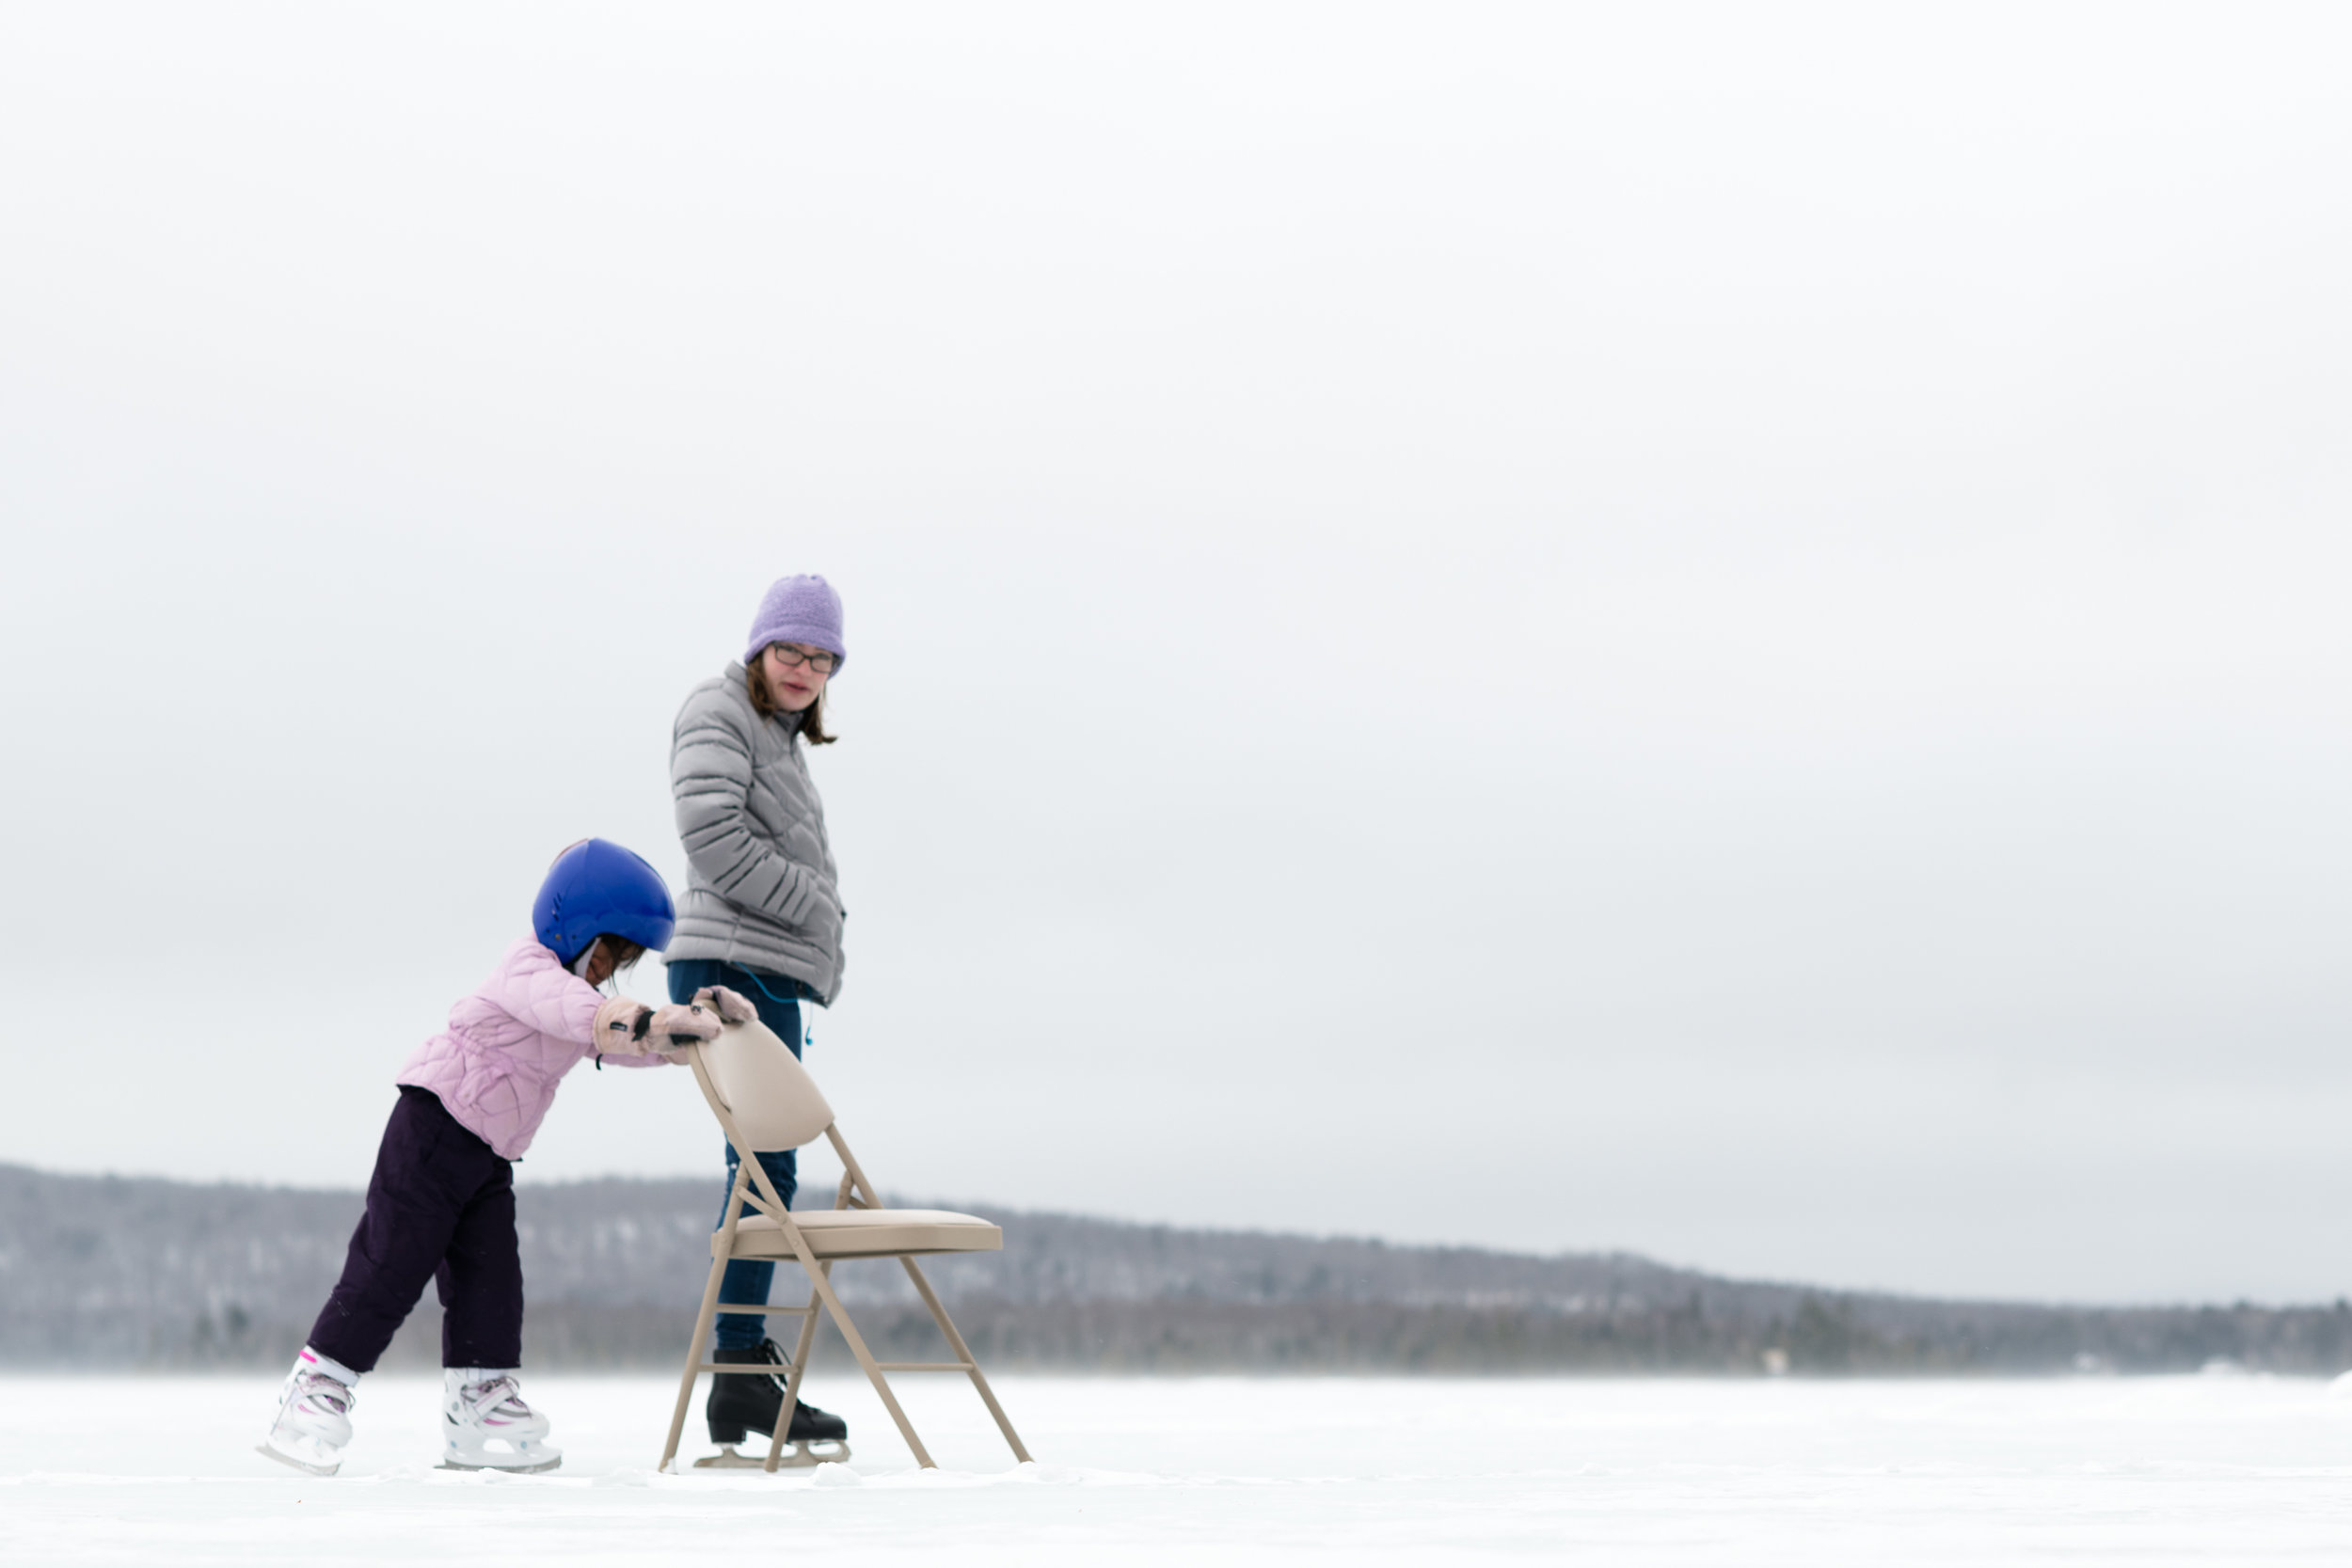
257, 1346, 358, 1476
439, 1369, 562, 1473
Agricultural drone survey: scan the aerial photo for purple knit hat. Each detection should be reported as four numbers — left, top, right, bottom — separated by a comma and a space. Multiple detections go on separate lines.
743, 573, 847, 673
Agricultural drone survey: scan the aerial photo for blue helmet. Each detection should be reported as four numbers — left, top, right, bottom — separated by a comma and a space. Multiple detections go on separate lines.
532, 839, 676, 967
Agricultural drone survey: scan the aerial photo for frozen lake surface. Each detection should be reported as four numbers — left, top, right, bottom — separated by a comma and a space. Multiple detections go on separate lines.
9, 1373, 2352, 1563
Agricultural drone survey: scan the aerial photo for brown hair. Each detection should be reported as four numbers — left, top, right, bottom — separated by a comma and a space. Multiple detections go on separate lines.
746, 656, 838, 745
592, 936, 648, 973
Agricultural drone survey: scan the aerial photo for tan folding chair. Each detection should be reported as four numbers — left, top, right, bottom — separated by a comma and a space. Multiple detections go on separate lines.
659, 1016, 1032, 1473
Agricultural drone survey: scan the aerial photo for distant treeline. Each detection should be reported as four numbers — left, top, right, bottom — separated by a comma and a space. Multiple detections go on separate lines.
3, 1164, 2348, 1375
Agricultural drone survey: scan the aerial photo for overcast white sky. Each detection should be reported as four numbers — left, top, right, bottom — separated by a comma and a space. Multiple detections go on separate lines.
6, 3, 2352, 1306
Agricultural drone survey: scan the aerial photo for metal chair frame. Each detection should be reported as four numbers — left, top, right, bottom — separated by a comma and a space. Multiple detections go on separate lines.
659, 1033, 1031, 1472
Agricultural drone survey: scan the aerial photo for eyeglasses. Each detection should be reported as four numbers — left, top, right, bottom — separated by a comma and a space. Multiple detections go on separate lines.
765, 644, 838, 674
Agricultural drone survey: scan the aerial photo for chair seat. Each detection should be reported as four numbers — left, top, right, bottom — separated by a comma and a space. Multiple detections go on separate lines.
716, 1208, 1004, 1260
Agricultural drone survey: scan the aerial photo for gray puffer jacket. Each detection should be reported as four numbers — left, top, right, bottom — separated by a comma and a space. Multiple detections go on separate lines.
667, 663, 844, 1003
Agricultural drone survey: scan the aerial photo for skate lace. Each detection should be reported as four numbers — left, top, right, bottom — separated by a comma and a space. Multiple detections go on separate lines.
292, 1369, 353, 1417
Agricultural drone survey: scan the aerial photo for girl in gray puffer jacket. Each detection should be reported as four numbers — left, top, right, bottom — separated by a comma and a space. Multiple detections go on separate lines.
664, 572, 853, 1459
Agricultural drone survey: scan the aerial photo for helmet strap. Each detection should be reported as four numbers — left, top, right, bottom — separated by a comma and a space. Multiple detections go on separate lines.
570, 938, 621, 995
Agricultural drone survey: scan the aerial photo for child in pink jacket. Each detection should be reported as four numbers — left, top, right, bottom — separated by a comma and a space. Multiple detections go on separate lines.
257, 839, 757, 1477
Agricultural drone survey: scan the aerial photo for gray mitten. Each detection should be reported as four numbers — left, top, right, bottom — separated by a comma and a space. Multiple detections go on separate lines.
691, 985, 758, 1024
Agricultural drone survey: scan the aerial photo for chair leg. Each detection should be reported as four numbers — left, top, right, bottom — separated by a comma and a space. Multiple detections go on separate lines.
761, 1265, 829, 1472
797, 1252, 935, 1468
662, 1254, 733, 1471
666, 1160, 755, 1469
899, 1256, 1032, 1464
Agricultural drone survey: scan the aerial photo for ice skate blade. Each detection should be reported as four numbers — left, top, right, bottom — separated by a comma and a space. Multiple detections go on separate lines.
255, 1441, 340, 1477
693, 1440, 850, 1470
437, 1453, 563, 1474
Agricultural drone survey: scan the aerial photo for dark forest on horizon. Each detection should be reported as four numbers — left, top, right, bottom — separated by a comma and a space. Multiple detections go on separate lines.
4, 1164, 2347, 1376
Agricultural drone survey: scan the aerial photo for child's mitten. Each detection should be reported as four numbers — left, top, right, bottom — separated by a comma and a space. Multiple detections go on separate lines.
648, 1003, 723, 1047
691, 986, 758, 1024
592, 996, 653, 1053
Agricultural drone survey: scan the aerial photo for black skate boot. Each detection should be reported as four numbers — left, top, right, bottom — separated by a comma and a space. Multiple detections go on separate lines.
699, 1338, 851, 1468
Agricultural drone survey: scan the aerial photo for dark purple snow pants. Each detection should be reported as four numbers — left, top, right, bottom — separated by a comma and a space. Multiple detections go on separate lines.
307, 1085, 524, 1372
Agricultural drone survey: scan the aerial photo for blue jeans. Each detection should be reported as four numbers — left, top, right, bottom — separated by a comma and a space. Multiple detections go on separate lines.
668, 958, 819, 1352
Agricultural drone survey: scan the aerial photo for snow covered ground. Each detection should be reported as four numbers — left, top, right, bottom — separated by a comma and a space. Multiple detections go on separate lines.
9, 1373, 2352, 1564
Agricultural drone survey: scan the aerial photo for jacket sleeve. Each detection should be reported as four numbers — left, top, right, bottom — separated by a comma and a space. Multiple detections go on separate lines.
672, 688, 832, 928
485, 942, 605, 1046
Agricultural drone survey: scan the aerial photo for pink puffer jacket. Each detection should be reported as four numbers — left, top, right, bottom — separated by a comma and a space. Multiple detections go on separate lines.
397, 937, 665, 1160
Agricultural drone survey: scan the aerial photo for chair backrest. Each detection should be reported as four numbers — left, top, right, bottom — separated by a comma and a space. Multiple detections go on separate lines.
695, 1017, 834, 1151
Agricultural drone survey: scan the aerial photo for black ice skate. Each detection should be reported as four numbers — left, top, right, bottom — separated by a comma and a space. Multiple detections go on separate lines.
700, 1338, 851, 1468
